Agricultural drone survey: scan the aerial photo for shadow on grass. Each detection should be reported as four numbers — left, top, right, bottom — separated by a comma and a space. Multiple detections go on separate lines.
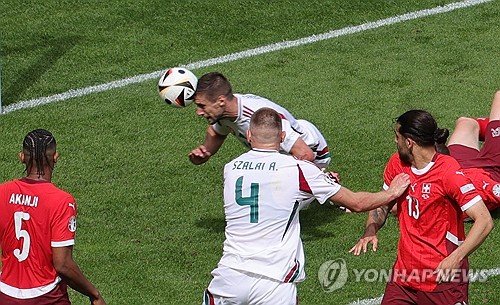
2, 35, 81, 105
194, 200, 343, 241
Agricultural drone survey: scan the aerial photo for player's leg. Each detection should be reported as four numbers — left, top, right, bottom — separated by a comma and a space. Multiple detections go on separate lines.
416, 283, 468, 305
203, 266, 250, 305
489, 90, 500, 121
447, 117, 480, 150
250, 276, 297, 305
380, 281, 418, 305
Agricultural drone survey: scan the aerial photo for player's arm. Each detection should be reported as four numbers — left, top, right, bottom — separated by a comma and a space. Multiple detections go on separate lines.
52, 246, 106, 305
348, 203, 395, 255
328, 173, 409, 213
289, 137, 315, 162
435, 201, 494, 283
189, 126, 227, 165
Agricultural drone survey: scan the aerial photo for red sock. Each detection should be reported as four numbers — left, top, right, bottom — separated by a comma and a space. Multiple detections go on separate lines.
474, 118, 490, 141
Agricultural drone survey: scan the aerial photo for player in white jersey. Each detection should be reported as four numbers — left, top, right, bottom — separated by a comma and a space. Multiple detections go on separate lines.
189, 72, 331, 169
202, 108, 410, 305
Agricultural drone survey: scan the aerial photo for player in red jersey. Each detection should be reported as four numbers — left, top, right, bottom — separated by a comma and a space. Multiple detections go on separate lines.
350, 110, 493, 305
446, 90, 500, 218
0, 129, 106, 305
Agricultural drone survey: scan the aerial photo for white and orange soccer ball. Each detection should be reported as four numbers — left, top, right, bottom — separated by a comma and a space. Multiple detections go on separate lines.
158, 67, 198, 108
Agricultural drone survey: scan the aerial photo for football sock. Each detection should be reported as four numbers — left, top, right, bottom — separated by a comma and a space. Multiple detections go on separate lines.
474, 118, 489, 141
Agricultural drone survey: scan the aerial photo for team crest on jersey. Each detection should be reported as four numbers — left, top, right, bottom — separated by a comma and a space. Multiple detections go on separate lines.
492, 127, 500, 138
421, 183, 432, 199
68, 216, 77, 232
493, 184, 500, 198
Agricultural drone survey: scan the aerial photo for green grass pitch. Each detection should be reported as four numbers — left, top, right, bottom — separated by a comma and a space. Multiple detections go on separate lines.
1, 0, 499, 304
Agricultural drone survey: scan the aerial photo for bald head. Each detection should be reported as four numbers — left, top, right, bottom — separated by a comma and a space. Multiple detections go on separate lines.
248, 108, 284, 148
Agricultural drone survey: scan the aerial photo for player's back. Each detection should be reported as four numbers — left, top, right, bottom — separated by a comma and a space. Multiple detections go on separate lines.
0, 178, 76, 297
220, 149, 324, 282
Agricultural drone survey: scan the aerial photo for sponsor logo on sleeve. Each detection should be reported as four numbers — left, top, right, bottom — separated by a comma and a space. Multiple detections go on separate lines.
460, 183, 475, 194
68, 216, 77, 232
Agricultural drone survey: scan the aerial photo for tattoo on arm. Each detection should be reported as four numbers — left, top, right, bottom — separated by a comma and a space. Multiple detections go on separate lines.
370, 206, 390, 229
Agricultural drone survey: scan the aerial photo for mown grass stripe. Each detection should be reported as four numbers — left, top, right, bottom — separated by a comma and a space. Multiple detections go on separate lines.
2, 0, 492, 115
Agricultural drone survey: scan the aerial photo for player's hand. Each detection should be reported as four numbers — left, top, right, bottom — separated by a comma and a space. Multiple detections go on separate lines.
326, 171, 341, 184
90, 293, 106, 305
434, 254, 461, 283
387, 173, 410, 199
188, 145, 212, 165
349, 234, 379, 256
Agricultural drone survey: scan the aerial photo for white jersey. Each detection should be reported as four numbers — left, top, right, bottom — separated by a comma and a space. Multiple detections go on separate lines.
219, 149, 341, 282
212, 94, 331, 168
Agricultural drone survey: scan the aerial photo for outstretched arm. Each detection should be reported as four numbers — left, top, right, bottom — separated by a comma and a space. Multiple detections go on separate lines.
53, 246, 106, 305
349, 203, 394, 255
189, 126, 227, 165
328, 173, 409, 212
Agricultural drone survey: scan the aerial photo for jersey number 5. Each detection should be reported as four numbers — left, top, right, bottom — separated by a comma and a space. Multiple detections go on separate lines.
235, 176, 259, 223
13, 211, 31, 262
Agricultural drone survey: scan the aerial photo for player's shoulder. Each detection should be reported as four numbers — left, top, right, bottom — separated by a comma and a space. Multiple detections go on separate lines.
237, 93, 280, 110
435, 153, 461, 170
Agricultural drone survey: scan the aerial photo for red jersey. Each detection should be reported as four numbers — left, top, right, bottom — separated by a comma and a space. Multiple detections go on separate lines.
383, 153, 482, 292
461, 167, 500, 215
0, 178, 76, 299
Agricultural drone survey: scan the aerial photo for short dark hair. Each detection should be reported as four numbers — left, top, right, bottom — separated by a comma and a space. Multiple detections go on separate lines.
22, 129, 57, 177
195, 72, 234, 101
396, 110, 449, 147
251, 108, 282, 131
250, 108, 283, 144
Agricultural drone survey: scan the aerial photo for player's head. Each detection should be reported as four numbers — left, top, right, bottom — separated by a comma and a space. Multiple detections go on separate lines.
194, 72, 234, 124
247, 107, 285, 149
395, 110, 449, 164
20, 129, 58, 178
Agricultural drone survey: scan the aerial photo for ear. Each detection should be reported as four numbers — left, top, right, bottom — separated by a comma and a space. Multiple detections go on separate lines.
217, 95, 226, 106
280, 131, 286, 143
246, 130, 252, 143
53, 151, 59, 163
18, 152, 26, 164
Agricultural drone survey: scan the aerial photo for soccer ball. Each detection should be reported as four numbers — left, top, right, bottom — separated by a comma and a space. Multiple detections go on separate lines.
158, 67, 198, 108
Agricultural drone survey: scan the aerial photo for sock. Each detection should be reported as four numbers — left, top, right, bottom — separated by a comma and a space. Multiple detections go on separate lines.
474, 118, 489, 141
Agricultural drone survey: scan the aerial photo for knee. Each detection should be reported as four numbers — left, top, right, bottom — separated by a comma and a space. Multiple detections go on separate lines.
454, 117, 479, 133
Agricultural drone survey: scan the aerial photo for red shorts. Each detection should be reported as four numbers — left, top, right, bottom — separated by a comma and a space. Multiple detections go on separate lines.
381, 281, 468, 305
0, 282, 71, 305
448, 120, 500, 182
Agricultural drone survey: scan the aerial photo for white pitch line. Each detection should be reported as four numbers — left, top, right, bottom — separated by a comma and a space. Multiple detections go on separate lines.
345, 267, 500, 305
2, 0, 493, 114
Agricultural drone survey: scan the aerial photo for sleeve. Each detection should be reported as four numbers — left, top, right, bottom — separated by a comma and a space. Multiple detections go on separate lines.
280, 119, 301, 153
51, 194, 77, 248
383, 153, 401, 190
443, 162, 483, 212
211, 122, 231, 136
297, 162, 341, 204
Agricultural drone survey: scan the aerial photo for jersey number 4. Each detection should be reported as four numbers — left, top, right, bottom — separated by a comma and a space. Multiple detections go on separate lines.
235, 176, 259, 223
13, 211, 31, 262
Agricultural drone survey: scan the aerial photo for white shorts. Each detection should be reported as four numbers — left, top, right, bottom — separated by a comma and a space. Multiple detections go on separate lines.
297, 119, 331, 169
203, 265, 297, 305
